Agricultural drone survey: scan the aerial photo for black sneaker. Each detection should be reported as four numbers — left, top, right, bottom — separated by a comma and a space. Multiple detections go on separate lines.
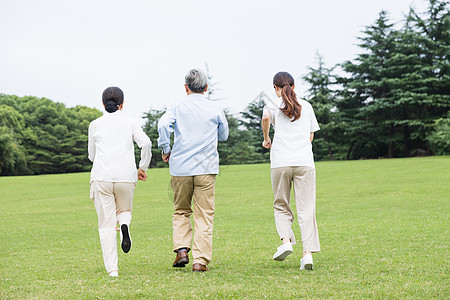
120, 224, 132, 253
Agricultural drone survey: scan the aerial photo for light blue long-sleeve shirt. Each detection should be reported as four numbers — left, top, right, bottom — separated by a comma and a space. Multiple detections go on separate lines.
157, 93, 229, 176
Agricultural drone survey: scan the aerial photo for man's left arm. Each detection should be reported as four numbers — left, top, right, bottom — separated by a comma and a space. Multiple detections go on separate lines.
158, 106, 176, 160
217, 109, 229, 142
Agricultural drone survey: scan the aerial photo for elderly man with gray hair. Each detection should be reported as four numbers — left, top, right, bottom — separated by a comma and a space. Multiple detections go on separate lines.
157, 68, 229, 272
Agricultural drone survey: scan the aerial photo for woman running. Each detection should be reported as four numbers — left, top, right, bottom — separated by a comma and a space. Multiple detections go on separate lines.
262, 71, 320, 270
88, 86, 152, 277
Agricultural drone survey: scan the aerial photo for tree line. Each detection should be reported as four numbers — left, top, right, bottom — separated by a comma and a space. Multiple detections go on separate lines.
0, 0, 448, 176
0, 94, 102, 175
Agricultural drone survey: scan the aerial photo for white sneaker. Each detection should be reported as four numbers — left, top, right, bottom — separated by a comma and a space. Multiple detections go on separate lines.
120, 224, 132, 253
272, 242, 293, 261
300, 254, 313, 270
109, 271, 118, 277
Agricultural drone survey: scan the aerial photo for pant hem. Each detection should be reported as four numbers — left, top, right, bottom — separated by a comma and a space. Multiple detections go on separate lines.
192, 259, 209, 266
174, 247, 191, 253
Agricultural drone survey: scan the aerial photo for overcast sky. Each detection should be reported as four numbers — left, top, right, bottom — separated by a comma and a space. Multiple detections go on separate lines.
1, 0, 430, 120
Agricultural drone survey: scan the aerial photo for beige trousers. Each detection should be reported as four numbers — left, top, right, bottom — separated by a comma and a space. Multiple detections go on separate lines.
271, 166, 320, 252
171, 175, 216, 265
90, 181, 136, 273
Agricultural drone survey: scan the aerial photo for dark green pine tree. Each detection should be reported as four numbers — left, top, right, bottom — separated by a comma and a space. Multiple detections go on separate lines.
302, 53, 340, 160
337, 10, 398, 159
404, 0, 450, 155
338, 3, 450, 159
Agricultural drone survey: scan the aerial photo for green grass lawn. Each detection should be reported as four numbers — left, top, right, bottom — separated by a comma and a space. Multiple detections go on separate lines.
0, 156, 448, 299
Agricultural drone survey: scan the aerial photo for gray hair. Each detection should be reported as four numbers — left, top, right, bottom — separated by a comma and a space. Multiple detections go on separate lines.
185, 68, 208, 93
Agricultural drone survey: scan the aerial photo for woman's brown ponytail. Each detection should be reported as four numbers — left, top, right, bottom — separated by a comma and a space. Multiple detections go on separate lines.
273, 72, 301, 122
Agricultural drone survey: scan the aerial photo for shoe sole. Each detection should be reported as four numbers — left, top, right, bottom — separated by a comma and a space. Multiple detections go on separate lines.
273, 249, 293, 261
121, 224, 131, 253
173, 257, 189, 267
304, 263, 313, 270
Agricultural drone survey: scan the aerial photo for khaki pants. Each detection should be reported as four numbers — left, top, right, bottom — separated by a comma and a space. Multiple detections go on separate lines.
90, 181, 136, 273
171, 175, 216, 265
271, 166, 320, 252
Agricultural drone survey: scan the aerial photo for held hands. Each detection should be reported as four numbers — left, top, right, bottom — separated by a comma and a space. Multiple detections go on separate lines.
162, 152, 171, 163
138, 168, 148, 181
262, 138, 272, 149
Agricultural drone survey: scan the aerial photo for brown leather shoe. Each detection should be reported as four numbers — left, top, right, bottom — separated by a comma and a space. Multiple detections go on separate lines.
173, 251, 189, 267
192, 263, 210, 272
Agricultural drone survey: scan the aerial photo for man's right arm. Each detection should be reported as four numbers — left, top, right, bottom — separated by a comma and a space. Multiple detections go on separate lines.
157, 105, 176, 155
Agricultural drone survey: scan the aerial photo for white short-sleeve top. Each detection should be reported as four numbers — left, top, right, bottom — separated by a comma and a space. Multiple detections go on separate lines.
263, 97, 320, 169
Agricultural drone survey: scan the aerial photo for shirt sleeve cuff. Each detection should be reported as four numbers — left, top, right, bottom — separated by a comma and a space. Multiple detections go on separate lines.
162, 146, 171, 154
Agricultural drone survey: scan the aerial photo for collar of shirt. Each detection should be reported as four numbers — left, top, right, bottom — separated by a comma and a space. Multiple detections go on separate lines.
187, 93, 207, 101
103, 110, 123, 116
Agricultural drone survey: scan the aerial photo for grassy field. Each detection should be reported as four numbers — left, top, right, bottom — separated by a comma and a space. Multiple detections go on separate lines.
0, 156, 448, 299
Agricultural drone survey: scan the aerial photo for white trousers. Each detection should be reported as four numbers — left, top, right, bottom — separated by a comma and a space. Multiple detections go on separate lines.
271, 166, 320, 252
90, 181, 136, 273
